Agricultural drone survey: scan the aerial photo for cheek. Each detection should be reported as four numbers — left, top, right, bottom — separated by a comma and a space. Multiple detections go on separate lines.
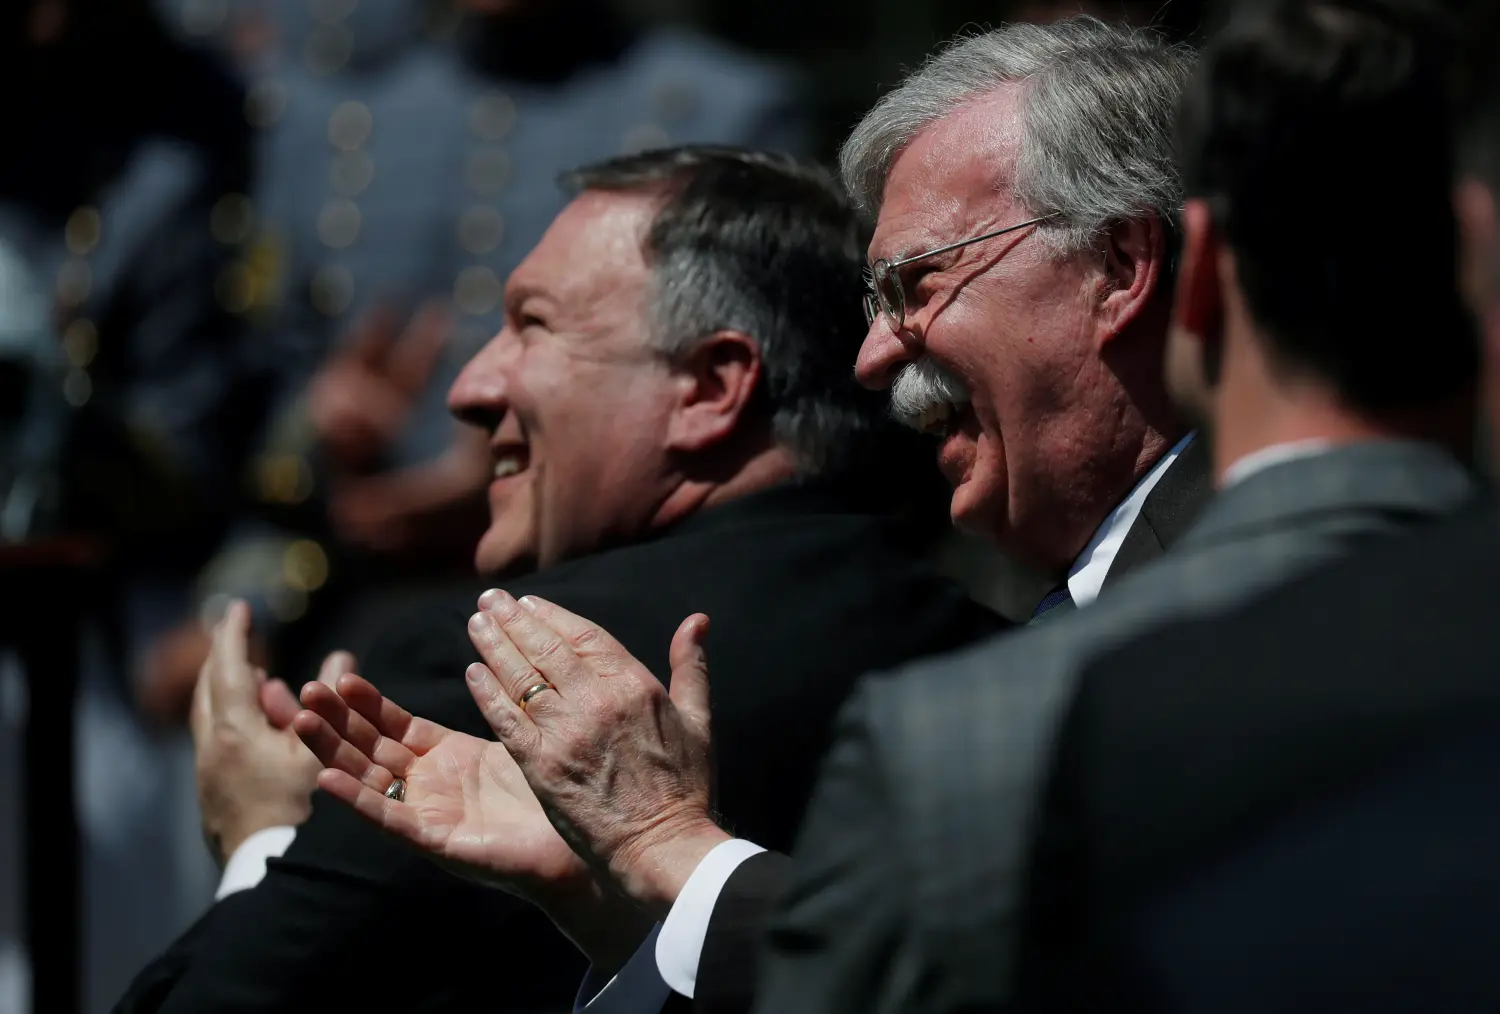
942, 266, 1092, 401
530, 377, 676, 555
938, 306, 1070, 439
476, 479, 539, 574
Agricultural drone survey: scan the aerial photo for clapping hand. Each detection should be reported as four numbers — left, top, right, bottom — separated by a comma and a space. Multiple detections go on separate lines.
191, 601, 353, 864
463, 591, 731, 917
293, 671, 654, 969
293, 673, 588, 895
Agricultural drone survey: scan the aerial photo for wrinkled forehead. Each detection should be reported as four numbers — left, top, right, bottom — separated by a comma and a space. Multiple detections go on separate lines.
869, 88, 1027, 263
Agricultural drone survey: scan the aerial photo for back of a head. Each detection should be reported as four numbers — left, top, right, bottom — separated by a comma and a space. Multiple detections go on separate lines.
1178, 0, 1477, 411
840, 17, 1195, 261
1455, 7, 1500, 297
564, 146, 944, 518
1458, 32, 1500, 180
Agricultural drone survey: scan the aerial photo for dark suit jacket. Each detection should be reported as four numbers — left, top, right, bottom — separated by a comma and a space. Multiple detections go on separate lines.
1020, 505, 1500, 1014
728, 441, 1475, 1014
689, 437, 1214, 1014
114, 482, 1005, 1014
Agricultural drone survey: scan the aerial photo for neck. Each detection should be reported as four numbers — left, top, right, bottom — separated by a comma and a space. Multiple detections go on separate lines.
1211, 322, 1473, 485
1047, 311, 1188, 576
647, 445, 803, 532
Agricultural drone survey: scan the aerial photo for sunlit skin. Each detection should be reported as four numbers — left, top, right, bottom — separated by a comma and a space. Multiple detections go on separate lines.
447, 188, 795, 576
855, 86, 1181, 574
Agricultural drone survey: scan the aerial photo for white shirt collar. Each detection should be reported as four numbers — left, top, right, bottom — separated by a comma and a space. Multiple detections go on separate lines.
1066, 430, 1196, 608
1220, 439, 1334, 488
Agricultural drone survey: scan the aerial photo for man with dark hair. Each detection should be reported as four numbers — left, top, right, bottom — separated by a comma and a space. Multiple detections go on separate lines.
1015, 10, 1500, 1010
112, 146, 1003, 1014
293, 9, 1481, 1014
1167, 0, 1474, 419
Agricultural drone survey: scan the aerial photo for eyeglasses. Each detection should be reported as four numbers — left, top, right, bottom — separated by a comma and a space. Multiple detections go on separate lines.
862, 214, 1056, 333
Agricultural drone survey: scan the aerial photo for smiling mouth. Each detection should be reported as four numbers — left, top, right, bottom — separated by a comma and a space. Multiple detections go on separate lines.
491, 446, 530, 480
916, 402, 954, 435
913, 401, 974, 439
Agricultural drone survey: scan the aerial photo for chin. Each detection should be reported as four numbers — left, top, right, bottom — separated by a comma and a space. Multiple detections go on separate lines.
947, 472, 1008, 543
472, 528, 539, 578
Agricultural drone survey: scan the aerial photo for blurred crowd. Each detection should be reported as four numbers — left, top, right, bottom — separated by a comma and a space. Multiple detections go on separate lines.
2, 0, 1498, 1012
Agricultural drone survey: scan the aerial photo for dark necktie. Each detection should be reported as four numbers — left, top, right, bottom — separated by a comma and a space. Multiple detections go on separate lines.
1031, 584, 1075, 622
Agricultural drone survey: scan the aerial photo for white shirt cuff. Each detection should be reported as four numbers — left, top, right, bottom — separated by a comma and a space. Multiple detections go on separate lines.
654, 838, 766, 999
574, 924, 672, 1013
575, 838, 765, 1011
214, 825, 297, 900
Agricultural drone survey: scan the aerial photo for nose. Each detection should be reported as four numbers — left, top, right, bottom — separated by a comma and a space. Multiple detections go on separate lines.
447, 330, 511, 430
854, 319, 918, 391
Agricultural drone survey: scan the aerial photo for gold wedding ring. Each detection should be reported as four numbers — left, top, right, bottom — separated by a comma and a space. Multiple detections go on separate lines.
518, 680, 557, 708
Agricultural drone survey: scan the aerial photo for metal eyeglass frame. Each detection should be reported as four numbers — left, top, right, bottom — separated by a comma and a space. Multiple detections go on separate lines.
862, 214, 1057, 332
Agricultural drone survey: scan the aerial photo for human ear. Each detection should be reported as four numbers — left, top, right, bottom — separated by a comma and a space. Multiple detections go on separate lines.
1098, 210, 1169, 345
664, 331, 763, 452
1172, 200, 1226, 351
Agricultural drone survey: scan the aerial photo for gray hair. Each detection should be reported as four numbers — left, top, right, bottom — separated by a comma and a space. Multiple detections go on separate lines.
563, 147, 933, 485
840, 17, 1196, 255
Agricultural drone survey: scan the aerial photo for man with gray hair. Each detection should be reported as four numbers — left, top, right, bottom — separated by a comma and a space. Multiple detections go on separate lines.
293, 8, 1481, 1014
849, 16, 1201, 589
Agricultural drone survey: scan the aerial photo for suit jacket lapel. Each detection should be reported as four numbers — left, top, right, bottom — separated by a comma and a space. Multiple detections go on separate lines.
1102, 434, 1214, 590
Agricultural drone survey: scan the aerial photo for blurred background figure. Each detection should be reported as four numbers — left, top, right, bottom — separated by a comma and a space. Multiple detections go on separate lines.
0, 1, 260, 1010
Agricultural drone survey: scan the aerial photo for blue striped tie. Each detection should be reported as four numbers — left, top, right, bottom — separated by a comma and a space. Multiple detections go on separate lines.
1031, 584, 1074, 621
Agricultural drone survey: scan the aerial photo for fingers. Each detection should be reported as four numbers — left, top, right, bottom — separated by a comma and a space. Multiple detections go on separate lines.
189, 652, 212, 743
464, 662, 539, 759
298, 678, 417, 774
210, 599, 250, 672
345, 303, 398, 367
260, 678, 303, 730
333, 673, 450, 756
293, 709, 396, 789
206, 601, 259, 722
389, 301, 450, 397
467, 604, 574, 705
667, 614, 713, 742
318, 650, 357, 689
500, 594, 638, 677
315, 769, 425, 845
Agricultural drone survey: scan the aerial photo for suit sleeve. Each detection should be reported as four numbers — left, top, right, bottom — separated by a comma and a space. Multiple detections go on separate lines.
748, 684, 917, 1014
692, 852, 794, 1014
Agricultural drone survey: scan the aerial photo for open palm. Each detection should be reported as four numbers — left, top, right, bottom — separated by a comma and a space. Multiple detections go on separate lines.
294, 673, 587, 895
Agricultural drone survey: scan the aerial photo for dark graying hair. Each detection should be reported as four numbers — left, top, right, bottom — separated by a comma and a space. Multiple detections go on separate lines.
839, 17, 1196, 256
561, 146, 901, 479
1457, 8, 1500, 194
1179, 0, 1474, 411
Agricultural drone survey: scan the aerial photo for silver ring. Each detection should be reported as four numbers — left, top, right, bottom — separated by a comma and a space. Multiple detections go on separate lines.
519, 680, 556, 707
384, 778, 406, 802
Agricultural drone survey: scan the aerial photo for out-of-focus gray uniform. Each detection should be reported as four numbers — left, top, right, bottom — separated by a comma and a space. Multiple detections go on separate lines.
0, 19, 260, 1011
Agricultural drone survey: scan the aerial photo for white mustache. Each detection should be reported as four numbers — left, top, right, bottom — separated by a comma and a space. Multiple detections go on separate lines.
889, 358, 970, 430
